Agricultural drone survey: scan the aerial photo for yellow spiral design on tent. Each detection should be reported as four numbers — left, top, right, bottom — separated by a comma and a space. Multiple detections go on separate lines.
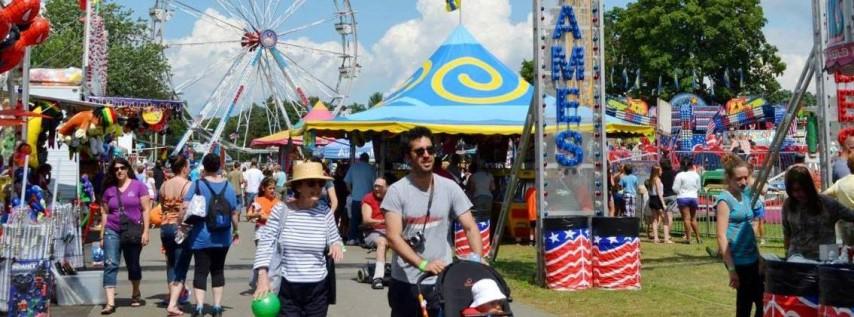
432, 57, 528, 104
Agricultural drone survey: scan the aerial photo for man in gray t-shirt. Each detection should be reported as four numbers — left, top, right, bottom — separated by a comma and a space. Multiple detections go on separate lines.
381, 127, 483, 317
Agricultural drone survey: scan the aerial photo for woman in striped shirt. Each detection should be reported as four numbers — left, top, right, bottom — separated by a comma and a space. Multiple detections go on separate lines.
253, 161, 344, 316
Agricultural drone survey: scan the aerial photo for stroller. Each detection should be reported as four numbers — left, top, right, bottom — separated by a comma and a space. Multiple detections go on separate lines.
417, 260, 513, 317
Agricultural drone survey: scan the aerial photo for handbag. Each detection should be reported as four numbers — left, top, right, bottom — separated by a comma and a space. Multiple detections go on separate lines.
184, 180, 207, 222
116, 186, 143, 245
325, 237, 336, 305
267, 203, 289, 294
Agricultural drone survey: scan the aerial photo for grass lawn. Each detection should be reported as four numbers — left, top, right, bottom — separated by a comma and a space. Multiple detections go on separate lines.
492, 239, 786, 317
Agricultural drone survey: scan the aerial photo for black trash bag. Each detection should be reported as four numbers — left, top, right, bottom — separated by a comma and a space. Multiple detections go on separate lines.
543, 216, 589, 233
592, 217, 640, 238
819, 264, 854, 307
764, 260, 819, 297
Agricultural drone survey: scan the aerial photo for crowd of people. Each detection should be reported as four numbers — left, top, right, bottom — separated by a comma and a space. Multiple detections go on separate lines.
91, 126, 504, 317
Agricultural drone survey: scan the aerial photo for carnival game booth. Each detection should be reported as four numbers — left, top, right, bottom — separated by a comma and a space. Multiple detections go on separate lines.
293, 26, 651, 255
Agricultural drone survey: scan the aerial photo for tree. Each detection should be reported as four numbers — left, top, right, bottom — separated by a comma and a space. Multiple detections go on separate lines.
605, 0, 786, 103
346, 102, 367, 114
368, 92, 384, 107
520, 59, 534, 84
33, 0, 176, 138
767, 89, 816, 108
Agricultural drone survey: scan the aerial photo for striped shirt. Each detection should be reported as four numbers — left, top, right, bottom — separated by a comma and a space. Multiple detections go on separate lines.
253, 202, 341, 283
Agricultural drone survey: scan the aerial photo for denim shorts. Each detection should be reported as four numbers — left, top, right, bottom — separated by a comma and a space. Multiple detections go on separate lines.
676, 198, 699, 211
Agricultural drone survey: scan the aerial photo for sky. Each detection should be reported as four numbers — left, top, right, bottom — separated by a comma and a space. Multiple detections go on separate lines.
113, 0, 813, 115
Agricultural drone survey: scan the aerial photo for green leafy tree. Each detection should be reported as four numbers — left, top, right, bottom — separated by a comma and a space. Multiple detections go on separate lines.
767, 89, 816, 108
33, 0, 176, 138
605, 0, 786, 103
368, 92, 384, 107
520, 59, 534, 84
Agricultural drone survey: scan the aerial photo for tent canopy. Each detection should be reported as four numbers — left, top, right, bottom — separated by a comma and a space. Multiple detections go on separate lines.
302, 26, 652, 136
250, 101, 335, 147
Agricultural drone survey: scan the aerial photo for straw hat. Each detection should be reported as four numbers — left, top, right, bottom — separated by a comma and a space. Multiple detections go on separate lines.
287, 161, 332, 184
469, 279, 506, 308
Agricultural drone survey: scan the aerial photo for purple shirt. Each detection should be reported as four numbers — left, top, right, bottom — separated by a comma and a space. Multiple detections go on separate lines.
103, 180, 150, 232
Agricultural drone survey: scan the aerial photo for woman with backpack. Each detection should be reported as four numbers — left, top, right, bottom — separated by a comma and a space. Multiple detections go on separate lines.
183, 153, 239, 317
253, 161, 345, 316
99, 158, 153, 314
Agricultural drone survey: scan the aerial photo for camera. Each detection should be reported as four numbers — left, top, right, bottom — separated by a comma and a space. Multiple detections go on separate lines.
406, 232, 425, 250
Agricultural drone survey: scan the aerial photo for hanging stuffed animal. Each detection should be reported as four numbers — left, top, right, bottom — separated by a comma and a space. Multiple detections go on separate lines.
25, 105, 42, 168
18, 16, 48, 46
13, 143, 31, 169
1, 0, 41, 26
0, 127, 16, 162
56, 110, 95, 157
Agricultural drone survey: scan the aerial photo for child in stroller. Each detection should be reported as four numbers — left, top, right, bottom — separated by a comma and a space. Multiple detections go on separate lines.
417, 260, 513, 317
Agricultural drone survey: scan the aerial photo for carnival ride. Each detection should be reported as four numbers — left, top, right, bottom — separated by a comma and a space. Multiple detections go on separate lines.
161, 0, 359, 156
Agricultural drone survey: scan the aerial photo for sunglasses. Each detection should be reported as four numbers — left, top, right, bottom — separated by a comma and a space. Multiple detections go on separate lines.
411, 146, 436, 157
302, 180, 325, 188
114, 166, 128, 171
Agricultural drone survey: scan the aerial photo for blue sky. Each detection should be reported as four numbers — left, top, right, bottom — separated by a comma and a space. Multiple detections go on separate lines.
111, 0, 811, 114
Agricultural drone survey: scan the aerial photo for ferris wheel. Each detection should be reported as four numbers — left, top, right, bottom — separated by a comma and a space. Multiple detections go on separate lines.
153, 0, 359, 156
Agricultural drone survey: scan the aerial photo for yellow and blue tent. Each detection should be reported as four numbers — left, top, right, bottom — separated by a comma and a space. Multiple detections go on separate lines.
301, 26, 651, 136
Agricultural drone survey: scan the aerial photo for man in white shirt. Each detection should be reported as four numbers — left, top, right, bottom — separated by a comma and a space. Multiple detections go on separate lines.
243, 159, 265, 219
673, 158, 702, 244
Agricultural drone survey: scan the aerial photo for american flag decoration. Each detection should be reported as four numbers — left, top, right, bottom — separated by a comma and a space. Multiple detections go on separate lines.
592, 217, 640, 290
818, 265, 854, 317
819, 306, 854, 317
454, 218, 491, 258
544, 217, 592, 290
763, 294, 819, 317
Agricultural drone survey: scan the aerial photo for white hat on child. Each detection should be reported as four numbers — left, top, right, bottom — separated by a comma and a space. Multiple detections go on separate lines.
469, 279, 506, 308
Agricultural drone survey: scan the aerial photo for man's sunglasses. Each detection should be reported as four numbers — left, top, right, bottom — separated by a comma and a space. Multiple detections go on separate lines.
411, 146, 435, 156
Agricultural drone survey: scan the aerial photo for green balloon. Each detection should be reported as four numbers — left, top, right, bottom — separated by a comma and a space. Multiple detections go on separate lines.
251, 293, 281, 317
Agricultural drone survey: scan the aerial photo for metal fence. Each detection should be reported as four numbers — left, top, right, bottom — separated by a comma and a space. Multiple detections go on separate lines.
634, 190, 787, 242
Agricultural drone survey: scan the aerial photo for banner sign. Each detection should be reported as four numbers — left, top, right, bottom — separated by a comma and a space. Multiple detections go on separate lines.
86, 96, 185, 111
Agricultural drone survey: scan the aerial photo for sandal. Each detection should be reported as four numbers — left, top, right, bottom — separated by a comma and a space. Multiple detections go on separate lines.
100, 305, 116, 315
130, 294, 143, 307
664, 239, 674, 244
166, 308, 184, 316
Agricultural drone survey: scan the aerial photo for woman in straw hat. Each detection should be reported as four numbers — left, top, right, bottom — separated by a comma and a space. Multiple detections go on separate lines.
253, 161, 345, 316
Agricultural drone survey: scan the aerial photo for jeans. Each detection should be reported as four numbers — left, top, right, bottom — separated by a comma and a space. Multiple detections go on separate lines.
388, 279, 439, 317
348, 200, 363, 242
279, 278, 329, 317
102, 229, 142, 287
735, 262, 764, 317
193, 247, 229, 290
160, 224, 193, 283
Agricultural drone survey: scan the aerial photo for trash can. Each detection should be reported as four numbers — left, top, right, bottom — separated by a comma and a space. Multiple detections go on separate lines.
454, 212, 491, 258
763, 260, 819, 317
592, 217, 640, 290
543, 216, 591, 290
818, 265, 854, 316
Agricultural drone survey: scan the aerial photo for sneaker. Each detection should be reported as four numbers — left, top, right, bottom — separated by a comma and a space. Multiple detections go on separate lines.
705, 246, 720, 258
191, 307, 204, 317
371, 278, 384, 290
178, 288, 190, 305
211, 306, 223, 317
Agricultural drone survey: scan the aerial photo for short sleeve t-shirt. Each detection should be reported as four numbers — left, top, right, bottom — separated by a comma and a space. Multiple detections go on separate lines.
361, 192, 385, 231
275, 171, 287, 188
619, 174, 639, 195
227, 170, 243, 195
103, 180, 150, 232
184, 179, 238, 250
244, 168, 265, 194
715, 190, 758, 266
381, 174, 473, 284
345, 161, 377, 201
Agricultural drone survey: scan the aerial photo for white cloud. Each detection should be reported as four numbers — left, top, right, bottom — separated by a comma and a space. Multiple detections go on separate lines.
168, 0, 531, 117
363, 0, 532, 95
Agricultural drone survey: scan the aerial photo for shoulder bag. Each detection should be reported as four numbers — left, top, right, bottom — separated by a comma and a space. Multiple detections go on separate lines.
117, 186, 144, 245
267, 202, 289, 294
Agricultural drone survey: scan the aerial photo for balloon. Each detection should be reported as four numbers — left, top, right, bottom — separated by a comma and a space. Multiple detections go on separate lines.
1, 0, 41, 26
149, 204, 162, 227
19, 16, 48, 46
251, 293, 281, 317
0, 40, 24, 73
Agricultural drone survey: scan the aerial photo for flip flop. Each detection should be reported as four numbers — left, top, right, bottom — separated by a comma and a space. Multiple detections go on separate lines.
130, 295, 144, 307
166, 309, 184, 316
100, 305, 116, 315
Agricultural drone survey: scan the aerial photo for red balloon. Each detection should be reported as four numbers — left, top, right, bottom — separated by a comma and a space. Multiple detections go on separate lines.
0, 41, 26, 73
20, 16, 48, 46
2, 0, 41, 26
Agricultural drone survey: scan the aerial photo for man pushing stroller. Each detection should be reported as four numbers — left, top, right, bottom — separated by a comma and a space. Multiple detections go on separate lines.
382, 127, 485, 317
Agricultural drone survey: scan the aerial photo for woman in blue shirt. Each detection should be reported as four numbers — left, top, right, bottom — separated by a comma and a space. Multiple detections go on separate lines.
715, 155, 762, 317
183, 154, 239, 317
